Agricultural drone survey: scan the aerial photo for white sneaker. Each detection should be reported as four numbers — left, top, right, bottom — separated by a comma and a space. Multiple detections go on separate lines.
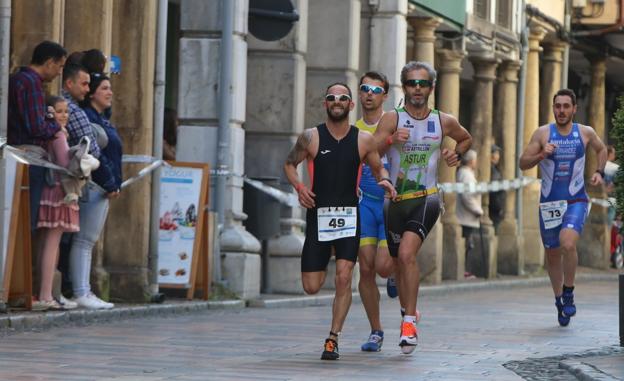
59, 295, 78, 310
74, 293, 114, 310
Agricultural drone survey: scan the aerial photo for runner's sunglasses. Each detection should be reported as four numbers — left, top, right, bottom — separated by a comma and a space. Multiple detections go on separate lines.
325, 94, 352, 102
359, 84, 385, 94
403, 79, 433, 88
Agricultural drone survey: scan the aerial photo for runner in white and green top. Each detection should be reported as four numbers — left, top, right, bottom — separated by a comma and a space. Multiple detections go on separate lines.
373, 61, 473, 355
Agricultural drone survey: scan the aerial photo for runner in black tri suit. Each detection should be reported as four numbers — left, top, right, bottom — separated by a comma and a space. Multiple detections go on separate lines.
374, 61, 472, 355
284, 83, 395, 361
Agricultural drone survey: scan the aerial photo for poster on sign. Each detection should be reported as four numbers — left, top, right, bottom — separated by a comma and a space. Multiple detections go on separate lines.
157, 162, 208, 287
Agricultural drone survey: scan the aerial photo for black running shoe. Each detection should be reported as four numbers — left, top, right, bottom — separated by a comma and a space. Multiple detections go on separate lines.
321, 338, 339, 360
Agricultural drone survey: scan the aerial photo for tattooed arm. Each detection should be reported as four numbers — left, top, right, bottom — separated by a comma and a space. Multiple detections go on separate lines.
284, 128, 317, 208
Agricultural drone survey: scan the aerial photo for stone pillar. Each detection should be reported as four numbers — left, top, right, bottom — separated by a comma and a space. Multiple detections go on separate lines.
64, 0, 114, 299
436, 48, 465, 280
176, 0, 261, 299
578, 55, 609, 269
521, 26, 546, 273
406, 15, 442, 284
245, 0, 307, 293
495, 60, 524, 275
362, 0, 407, 109
408, 16, 441, 109
539, 42, 566, 125
103, 0, 157, 301
10, 0, 64, 92
468, 54, 499, 279
306, 0, 360, 127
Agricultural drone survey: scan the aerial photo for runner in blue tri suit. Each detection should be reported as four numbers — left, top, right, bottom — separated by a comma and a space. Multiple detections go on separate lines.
354, 71, 396, 352
520, 88, 607, 327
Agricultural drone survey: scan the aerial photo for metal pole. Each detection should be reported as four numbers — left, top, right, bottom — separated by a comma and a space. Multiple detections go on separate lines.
620, 274, 624, 347
0, 0, 11, 311
561, 0, 571, 88
214, 0, 235, 283
148, 0, 167, 303
516, 0, 528, 240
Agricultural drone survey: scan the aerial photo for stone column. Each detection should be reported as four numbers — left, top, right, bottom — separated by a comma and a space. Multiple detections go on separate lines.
578, 55, 609, 269
436, 48, 465, 280
306, 0, 360, 127
362, 0, 407, 109
176, 0, 261, 299
539, 42, 566, 125
406, 15, 442, 284
10, 0, 64, 92
245, 0, 307, 293
64, 0, 114, 299
521, 26, 546, 273
468, 54, 499, 279
495, 60, 524, 275
408, 16, 441, 109
102, 0, 156, 301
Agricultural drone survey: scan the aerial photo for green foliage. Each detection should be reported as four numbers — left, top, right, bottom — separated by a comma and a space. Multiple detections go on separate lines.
611, 95, 624, 217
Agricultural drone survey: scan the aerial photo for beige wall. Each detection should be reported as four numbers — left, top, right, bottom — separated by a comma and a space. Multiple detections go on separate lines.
575, 0, 620, 25
527, 0, 565, 25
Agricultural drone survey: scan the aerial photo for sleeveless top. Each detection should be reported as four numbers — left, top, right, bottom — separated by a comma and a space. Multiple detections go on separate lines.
386, 108, 443, 196
539, 123, 587, 202
355, 118, 389, 200
308, 123, 361, 208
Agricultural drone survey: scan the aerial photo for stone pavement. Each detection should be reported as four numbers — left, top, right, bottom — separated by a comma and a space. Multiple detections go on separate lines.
0, 276, 621, 380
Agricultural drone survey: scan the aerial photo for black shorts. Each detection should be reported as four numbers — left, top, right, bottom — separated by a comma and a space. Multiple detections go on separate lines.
301, 207, 360, 272
385, 194, 441, 258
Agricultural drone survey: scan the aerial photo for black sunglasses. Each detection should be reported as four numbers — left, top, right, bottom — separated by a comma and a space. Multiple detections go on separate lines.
325, 94, 351, 102
404, 79, 433, 88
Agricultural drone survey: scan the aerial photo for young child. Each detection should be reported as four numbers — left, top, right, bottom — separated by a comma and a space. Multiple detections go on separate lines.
33, 96, 81, 311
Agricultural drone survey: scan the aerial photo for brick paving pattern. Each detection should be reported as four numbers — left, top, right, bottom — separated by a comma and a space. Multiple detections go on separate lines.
0, 280, 619, 380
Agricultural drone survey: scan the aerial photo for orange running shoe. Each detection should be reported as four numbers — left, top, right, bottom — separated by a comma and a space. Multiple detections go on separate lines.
399, 321, 418, 354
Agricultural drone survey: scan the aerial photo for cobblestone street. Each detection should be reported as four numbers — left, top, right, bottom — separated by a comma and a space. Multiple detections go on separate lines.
0, 280, 619, 380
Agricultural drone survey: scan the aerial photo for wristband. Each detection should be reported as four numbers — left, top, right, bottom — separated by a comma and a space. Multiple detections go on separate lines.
380, 177, 393, 185
596, 169, 605, 178
295, 182, 305, 192
386, 136, 393, 146
455, 150, 463, 162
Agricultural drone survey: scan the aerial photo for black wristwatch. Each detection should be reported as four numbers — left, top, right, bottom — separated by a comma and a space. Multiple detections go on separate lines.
455, 151, 463, 162
596, 169, 605, 178
381, 177, 393, 185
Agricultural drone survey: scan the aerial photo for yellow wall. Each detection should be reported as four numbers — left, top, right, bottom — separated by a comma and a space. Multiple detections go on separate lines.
527, 0, 565, 25
575, 0, 620, 25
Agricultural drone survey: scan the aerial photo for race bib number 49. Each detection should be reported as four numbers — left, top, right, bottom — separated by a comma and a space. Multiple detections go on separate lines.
317, 206, 357, 242
539, 200, 568, 230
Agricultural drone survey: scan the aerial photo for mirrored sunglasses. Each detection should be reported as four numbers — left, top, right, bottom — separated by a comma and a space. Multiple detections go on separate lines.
404, 79, 433, 88
359, 84, 385, 94
325, 94, 352, 102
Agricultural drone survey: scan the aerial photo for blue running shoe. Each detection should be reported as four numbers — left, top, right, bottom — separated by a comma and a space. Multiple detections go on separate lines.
561, 290, 576, 317
361, 330, 384, 352
556, 298, 570, 327
386, 276, 398, 298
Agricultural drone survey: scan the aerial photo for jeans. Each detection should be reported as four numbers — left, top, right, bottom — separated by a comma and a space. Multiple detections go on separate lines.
29, 165, 46, 231
69, 183, 109, 297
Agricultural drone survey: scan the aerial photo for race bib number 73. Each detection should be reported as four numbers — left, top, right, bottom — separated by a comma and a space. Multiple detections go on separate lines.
317, 206, 357, 242
539, 200, 567, 230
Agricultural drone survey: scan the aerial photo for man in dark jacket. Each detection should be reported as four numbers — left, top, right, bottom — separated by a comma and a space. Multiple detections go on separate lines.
489, 144, 505, 233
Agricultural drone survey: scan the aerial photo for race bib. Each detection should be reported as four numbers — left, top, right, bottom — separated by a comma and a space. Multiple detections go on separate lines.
540, 200, 568, 229
317, 206, 357, 242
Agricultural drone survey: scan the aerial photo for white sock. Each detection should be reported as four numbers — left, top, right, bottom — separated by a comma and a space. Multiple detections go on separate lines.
403, 315, 416, 324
